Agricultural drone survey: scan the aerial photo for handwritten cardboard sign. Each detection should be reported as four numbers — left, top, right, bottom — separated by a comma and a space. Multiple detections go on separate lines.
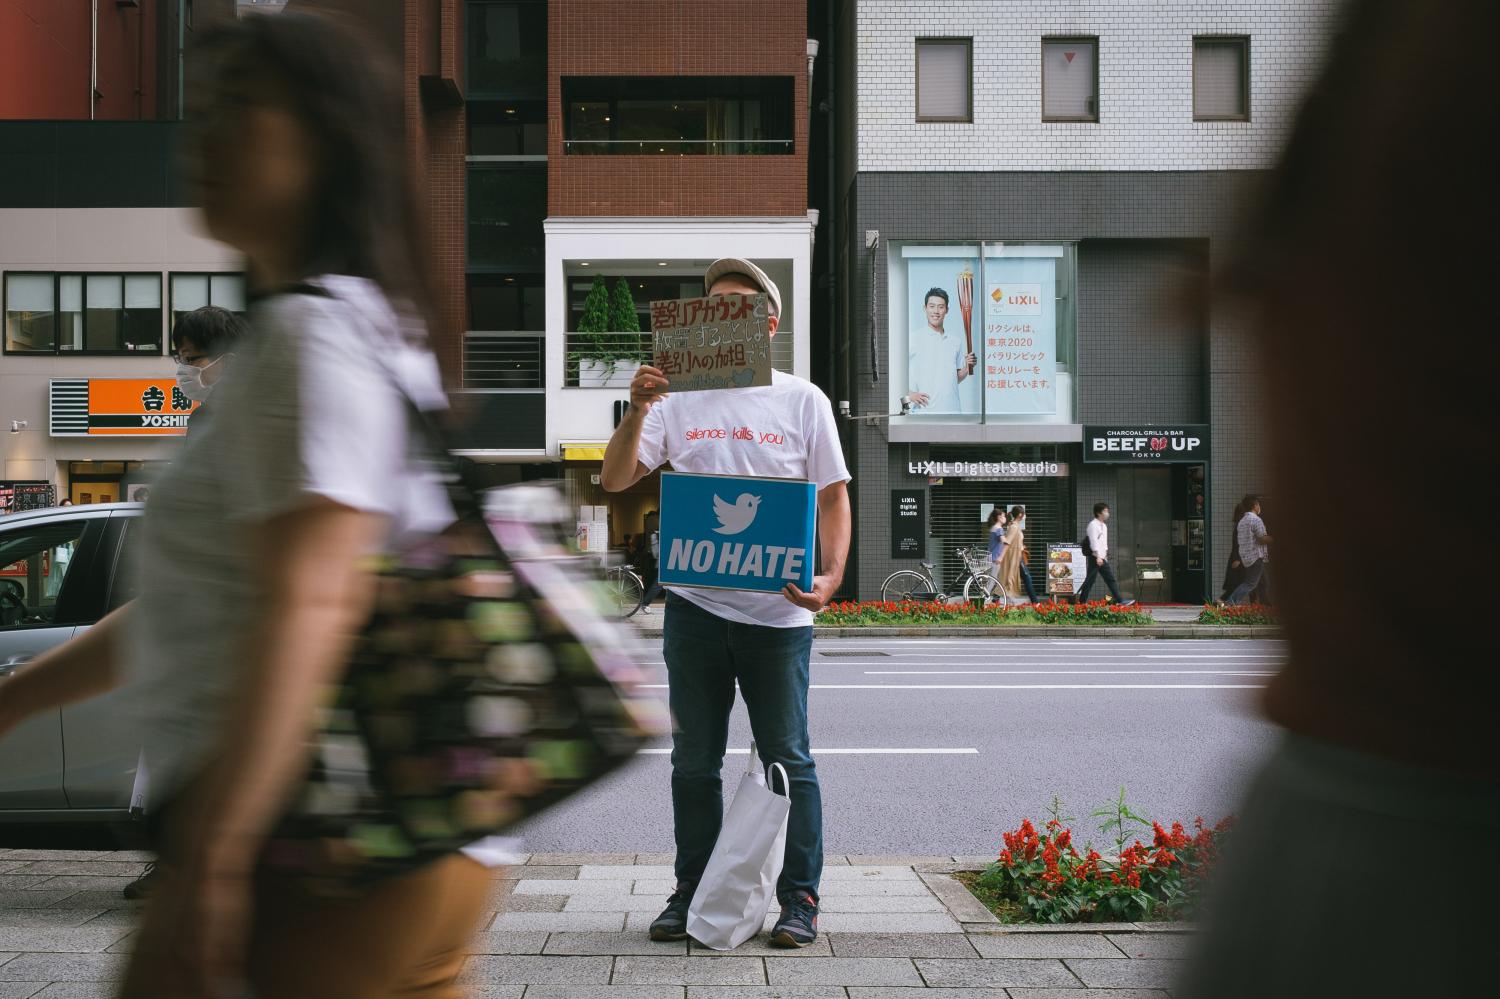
650, 293, 773, 393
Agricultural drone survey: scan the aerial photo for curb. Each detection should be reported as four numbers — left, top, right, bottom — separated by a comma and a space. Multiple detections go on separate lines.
631, 623, 1279, 639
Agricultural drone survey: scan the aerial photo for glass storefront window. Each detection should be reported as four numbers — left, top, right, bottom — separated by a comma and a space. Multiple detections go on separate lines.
887, 241, 1078, 425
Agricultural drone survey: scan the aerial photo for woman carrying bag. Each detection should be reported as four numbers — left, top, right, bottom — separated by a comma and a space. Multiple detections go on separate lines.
986, 507, 1008, 580
996, 506, 1030, 605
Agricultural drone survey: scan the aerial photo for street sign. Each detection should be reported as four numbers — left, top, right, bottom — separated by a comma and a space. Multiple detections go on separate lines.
658, 471, 816, 594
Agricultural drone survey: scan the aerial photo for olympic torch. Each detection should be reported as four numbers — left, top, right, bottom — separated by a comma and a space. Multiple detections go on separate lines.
957, 267, 975, 374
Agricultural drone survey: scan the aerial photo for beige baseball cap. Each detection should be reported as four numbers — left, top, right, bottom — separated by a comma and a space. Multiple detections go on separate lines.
704, 257, 781, 318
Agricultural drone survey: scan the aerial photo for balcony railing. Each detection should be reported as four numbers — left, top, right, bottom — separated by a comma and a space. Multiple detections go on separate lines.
463, 332, 544, 390
563, 138, 794, 156
565, 332, 652, 388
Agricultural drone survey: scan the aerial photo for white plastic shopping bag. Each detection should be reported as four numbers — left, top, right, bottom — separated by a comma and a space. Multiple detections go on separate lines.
686, 744, 791, 951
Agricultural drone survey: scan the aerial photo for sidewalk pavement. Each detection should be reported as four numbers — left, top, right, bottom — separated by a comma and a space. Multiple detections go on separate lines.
0, 850, 1194, 997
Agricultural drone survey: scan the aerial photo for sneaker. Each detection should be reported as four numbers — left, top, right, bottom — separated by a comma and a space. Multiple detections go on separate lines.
122, 861, 159, 900
769, 892, 819, 948
649, 881, 695, 941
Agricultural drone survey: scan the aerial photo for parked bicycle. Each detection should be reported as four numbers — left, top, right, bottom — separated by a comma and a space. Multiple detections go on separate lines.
604, 561, 646, 618
879, 547, 1007, 606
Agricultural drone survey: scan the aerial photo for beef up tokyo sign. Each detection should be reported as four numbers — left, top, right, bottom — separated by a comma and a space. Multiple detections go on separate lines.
1083, 426, 1210, 463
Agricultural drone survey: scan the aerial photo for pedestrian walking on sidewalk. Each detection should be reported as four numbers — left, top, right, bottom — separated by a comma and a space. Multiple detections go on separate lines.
1218, 501, 1247, 603
1227, 495, 1272, 604
1007, 506, 1041, 603
601, 257, 853, 949
1, 12, 497, 998
1079, 503, 1127, 603
986, 507, 1008, 580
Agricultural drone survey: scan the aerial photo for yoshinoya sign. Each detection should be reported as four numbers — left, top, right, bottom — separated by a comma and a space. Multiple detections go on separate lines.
1083, 426, 1210, 463
49, 378, 199, 437
657, 470, 816, 594
907, 460, 1069, 479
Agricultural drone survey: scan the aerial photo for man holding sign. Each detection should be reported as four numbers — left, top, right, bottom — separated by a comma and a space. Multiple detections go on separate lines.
602, 258, 851, 949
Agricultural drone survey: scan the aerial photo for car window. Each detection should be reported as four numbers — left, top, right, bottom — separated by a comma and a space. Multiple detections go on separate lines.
0, 521, 88, 630
109, 517, 140, 611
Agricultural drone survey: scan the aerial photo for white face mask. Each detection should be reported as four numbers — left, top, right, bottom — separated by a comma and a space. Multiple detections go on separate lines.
174, 355, 223, 402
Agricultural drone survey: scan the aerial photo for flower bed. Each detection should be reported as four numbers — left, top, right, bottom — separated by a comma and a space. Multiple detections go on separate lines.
817, 599, 1154, 627
1196, 603, 1276, 626
958, 793, 1234, 924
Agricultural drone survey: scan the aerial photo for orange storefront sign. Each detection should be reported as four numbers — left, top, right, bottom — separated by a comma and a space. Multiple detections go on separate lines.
49, 378, 199, 437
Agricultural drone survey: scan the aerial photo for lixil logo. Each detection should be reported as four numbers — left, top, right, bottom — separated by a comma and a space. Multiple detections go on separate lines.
712, 493, 761, 535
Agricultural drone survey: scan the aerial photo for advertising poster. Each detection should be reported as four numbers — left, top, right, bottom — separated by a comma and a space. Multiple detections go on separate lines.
650, 293, 772, 393
1046, 543, 1086, 597
984, 254, 1058, 415
899, 253, 981, 416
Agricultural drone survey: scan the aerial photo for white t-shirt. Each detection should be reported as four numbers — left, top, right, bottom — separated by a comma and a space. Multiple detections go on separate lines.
122, 276, 518, 866
907, 325, 965, 413
637, 369, 851, 628
1086, 518, 1109, 561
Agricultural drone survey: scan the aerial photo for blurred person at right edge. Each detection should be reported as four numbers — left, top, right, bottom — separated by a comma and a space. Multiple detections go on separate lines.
0, 11, 499, 999
1176, 2, 1496, 997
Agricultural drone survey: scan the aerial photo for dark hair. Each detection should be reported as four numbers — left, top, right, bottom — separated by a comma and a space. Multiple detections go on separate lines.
1093, 502, 1110, 516
924, 287, 949, 307
171, 306, 248, 358
1242, 494, 1260, 510
987, 508, 1005, 528
1009, 505, 1026, 521
194, 12, 431, 311
1231, 501, 1246, 523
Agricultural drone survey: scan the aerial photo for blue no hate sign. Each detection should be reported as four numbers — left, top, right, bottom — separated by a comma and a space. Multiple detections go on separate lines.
658, 471, 817, 594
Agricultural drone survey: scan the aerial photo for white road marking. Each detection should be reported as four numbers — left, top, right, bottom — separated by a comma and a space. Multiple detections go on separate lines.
862, 669, 1276, 676
637, 748, 980, 755
639, 683, 1266, 690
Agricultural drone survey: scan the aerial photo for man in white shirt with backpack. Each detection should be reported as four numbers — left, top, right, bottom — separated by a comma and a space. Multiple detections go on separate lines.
601, 258, 852, 949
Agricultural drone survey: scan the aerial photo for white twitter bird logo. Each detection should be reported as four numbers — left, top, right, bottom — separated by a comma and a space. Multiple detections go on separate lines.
712, 493, 762, 535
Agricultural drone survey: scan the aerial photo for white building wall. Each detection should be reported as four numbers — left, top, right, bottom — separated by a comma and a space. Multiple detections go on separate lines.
0, 208, 238, 489
857, 0, 1338, 172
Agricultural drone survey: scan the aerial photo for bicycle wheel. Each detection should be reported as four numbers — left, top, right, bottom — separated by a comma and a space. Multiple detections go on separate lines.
881, 570, 935, 602
608, 569, 645, 618
963, 572, 1007, 608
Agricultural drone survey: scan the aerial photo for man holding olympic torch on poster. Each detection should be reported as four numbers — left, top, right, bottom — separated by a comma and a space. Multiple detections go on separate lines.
902, 268, 978, 413
601, 258, 852, 949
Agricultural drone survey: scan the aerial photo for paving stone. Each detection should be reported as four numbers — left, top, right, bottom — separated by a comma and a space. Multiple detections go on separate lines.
525, 988, 683, 999
514, 879, 636, 896
0, 913, 105, 930
488, 912, 626, 932
529, 853, 636, 866
765, 957, 922, 987
5, 864, 144, 879
843, 855, 947, 866
104, 933, 135, 954
36, 893, 139, 912
500, 866, 579, 880
849, 990, 1010, 999
915, 957, 1079, 988
969, 934, 1126, 959
817, 913, 962, 934
0, 953, 126, 982
0, 893, 80, 911
950, 856, 998, 867
459, 954, 613, 986
1008, 984, 1170, 990
499, 894, 567, 913
98, 853, 153, 864
25, 878, 137, 894
0, 959, 13, 969
821, 856, 850, 866
829, 932, 978, 959
690, 935, 831, 958
463, 986, 525, 999
817, 895, 944, 914
31, 986, 121, 999
1134, 921, 1200, 932
688, 988, 846, 999
911, 862, 969, 873
1105, 933, 1195, 959
0, 855, 108, 864
72, 912, 135, 930
634, 853, 679, 865
964, 921, 1140, 934
544, 932, 688, 956
579, 866, 677, 881
818, 867, 920, 881
0, 880, 50, 892
1065, 959, 1182, 989
565, 894, 668, 913
0, 928, 131, 953
0, 984, 43, 999
613, 956, 765, 986
463, 931, 549, 954
920, 873, 999, 924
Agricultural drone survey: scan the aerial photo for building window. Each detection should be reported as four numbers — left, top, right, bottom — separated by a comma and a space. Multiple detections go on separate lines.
467, 0, 546, 97
3, 273, 162, 355
915, 38, 972, 123
468, 99, 547, 156
1193, 37, 1250, 121
562, 77, 794, 155
1041, 37, 1099, 122
468, 164, 546, 269
169, 273, 247, 337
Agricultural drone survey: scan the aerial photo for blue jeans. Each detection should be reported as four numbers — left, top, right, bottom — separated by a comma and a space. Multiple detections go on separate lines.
662, 592, 822, 903
1018, 562, 1040, 602
1228, 560, 1270, 604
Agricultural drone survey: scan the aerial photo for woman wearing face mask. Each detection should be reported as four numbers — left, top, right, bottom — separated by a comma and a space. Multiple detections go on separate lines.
172, 306, 246, 435
0, 11, 494, 998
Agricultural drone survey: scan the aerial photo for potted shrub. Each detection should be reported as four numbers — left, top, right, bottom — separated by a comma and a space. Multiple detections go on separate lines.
572, 276, 641, 387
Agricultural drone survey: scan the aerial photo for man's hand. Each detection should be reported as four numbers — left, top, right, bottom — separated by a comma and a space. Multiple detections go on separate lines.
630, 365, 670, 414
964, 352, 977, 370
783, 575, 837, 612
907, 391, 930, 407
1096, 557, 1104, 567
